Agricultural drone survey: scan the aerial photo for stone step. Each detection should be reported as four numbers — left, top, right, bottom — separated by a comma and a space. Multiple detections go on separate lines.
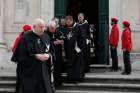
0, 74, 16, 81
90, 64, 122, 71
0, 81, 16, 88
57, 83, 140, 92
1, 73, 140, 92
0, 88, 139, 93
56, 90, 139, 93
62, 74, 140, 84
83, 74, 140, 84
82, 78, 140, 84
1, 73, 140, 84
90, 64, 111, 68
0, 88, 15, 93
1, 80, 140, 92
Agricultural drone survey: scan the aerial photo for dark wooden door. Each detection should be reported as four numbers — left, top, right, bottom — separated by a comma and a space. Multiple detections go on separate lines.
54, 0, 109, 65
98, 0, 109, 64
55, 0, 66, 18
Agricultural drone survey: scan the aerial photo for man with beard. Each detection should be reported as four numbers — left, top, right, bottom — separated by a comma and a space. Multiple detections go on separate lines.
11, 18, 55, 93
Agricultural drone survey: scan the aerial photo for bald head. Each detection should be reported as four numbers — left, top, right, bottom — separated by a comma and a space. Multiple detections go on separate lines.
33, 18, 46, 36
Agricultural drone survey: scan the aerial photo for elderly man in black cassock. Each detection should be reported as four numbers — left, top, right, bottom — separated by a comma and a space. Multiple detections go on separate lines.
11, 18, 55, 93
77, 13, 91, 73
46, 21, 65, 87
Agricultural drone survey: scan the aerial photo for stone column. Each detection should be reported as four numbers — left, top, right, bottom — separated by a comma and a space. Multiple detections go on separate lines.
0, 0, 6, 50
0, 0, 7, 71
41, 0, 54, 23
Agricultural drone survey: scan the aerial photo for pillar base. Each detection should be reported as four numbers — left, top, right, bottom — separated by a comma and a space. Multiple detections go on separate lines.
0, 42, 7, 52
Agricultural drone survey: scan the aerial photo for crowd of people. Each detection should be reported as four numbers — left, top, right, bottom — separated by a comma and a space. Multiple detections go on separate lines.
11, 13, 132, 93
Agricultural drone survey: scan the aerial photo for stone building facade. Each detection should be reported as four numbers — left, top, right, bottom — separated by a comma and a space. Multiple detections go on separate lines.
0, 0, 140, 53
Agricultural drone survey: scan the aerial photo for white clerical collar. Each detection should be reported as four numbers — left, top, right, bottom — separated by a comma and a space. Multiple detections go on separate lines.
33, 29, 36, 33
32, 29, 39, 36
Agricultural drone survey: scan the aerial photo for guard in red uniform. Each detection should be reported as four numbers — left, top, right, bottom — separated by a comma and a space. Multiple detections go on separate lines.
12, 25, 32, 53
121, 21, 132, 75
109, 18, 119, 71
11, 25, 32, 93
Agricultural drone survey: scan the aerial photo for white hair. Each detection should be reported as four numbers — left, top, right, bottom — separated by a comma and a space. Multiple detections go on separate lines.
51, 17, 59, 24
78, 13, 85, 17
33, 18, 45, 26
48, 21, 57, 28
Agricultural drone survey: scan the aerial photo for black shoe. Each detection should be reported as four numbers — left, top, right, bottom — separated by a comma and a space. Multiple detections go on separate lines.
114, 69, 118, 72
54, 82, 62, 87
121, 72, 126, 75
126, 72, 131, 75
66, 79, 78, 84
121, 72, 131, 75
76, 78, 85, 83
85, 69, 90, 73
109, 69, 118, 72
109, 69, 114, 72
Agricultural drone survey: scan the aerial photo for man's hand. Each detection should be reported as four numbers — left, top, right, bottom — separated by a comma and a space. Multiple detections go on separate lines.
54, 39, 64, 45
35, 54, 50, 62
59, 40, 64, 45
54, 41, 59, 45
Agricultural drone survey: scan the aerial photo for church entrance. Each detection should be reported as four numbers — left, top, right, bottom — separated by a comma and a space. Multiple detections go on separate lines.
55, 0, 109, 65
66, 0, 98, 25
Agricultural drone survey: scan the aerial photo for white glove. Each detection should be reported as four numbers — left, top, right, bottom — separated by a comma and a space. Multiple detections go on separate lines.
75, 42, 81, 53
86, 39, 90, 45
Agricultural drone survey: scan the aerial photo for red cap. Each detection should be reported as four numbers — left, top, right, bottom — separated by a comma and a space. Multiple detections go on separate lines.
111, 18, 118, 22
123, 21, 130, 27
22, 25, 32, 32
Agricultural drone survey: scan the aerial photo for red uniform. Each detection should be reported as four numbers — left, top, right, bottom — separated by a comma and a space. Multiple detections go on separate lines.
121, 28, 132, 52
109, 24, 119, 47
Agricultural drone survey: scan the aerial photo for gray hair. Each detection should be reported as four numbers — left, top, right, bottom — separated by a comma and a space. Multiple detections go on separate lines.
48, 21, 57, 28
33, 18, 45, 26
78, 13, 85, 17
51, 17, 59, 25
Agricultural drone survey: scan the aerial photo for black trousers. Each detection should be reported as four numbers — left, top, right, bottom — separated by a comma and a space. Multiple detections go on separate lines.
123, 51, 131, 74
53, 46, 63, 87
110, 47, 118, 71
83, 45, 91, 73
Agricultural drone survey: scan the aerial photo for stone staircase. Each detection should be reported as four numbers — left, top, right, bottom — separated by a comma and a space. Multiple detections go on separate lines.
1, 51, 140, 93
0, 75, 16, 93
0, 73, 140, 93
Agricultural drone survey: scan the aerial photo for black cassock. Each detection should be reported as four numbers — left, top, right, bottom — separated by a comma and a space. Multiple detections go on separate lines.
65, 23, 85, 81
11, 31, 55, 93
77, 20, 91, 73
46, 28, 65, 87
57, 26, 68, 72
58, 26, 67, 62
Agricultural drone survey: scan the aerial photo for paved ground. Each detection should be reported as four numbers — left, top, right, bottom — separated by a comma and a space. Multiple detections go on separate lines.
0, 50, 16, 73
